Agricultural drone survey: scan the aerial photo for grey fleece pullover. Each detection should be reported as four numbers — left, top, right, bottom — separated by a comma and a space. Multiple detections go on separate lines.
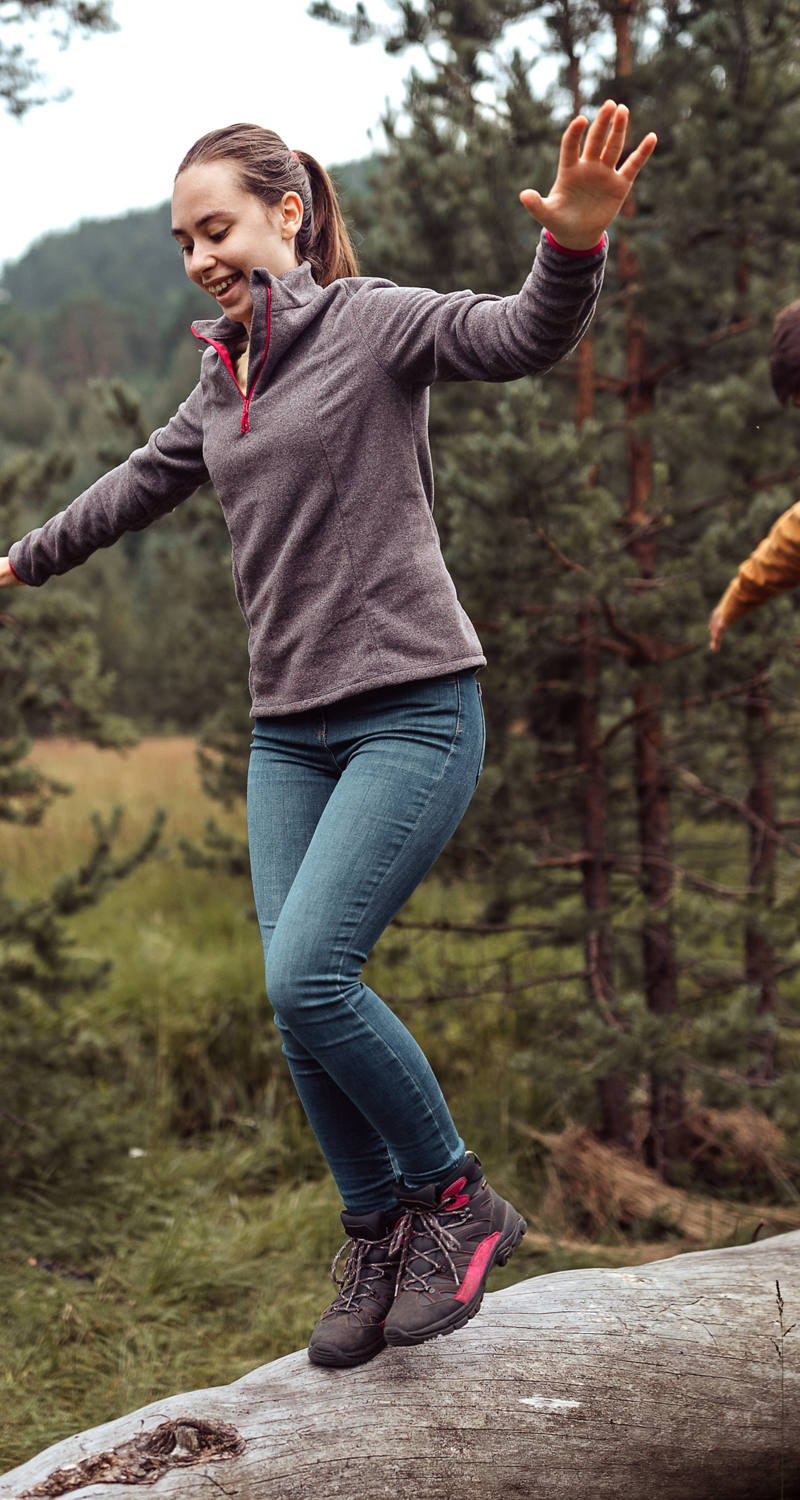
10, 234, 606, 716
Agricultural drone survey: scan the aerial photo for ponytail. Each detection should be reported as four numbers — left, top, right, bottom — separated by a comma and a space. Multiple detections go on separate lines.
175, 124, 358, 287
293, 150, 358, 286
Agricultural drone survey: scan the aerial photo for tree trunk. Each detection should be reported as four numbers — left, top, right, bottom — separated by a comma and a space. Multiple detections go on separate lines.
3, 1231, 798, 1500
614, 0, 683, 1172
577, 604, 632, 1148
633, 671, 685, 1171
744, 669, 779, 1082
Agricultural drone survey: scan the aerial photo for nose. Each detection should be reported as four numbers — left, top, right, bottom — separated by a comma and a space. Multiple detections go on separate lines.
189, 242, 215, 280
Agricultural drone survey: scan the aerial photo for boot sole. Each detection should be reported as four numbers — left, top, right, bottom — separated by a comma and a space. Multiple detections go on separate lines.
308, 1331, 387, 1369
384, 1211, 527, 1347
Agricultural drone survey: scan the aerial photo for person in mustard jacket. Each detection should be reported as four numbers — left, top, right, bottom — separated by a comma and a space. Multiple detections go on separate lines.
709, 301, 800, 649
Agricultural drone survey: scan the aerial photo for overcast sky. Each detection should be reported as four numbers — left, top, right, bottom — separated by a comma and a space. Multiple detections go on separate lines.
0, 0, 419, 267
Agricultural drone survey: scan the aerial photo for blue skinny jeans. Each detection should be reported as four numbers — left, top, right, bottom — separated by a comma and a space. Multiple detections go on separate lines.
247, 669, 485, 1213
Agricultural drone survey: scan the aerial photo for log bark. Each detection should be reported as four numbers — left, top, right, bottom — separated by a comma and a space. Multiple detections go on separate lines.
2, 1231, 798, 1500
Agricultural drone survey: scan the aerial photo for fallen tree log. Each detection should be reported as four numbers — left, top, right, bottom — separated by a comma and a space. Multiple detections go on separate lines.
2, 1230, 798, 1500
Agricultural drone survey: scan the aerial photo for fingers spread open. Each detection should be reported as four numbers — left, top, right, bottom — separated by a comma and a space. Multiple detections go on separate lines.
598, 105, 631, 166
558, 115, 588, 170
618, 132, 658, 182
581, 99, 620, 159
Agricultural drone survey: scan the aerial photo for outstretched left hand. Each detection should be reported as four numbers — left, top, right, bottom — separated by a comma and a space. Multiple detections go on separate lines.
0, 557, 24, 587
520, 100, 657, 251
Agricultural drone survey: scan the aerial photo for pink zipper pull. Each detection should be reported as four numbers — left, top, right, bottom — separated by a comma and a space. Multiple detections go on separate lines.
240, 397, 251, 434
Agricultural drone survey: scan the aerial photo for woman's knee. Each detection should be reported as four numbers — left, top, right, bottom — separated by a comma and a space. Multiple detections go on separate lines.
263, 934, 291, 1017
264, 925, 333, 1023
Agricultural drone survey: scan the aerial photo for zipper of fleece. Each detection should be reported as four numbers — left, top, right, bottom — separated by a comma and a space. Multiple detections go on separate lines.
191, 286, 272, 434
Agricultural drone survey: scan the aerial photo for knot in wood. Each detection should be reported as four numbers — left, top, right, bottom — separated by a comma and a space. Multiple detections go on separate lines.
21, 1418, 244, 1497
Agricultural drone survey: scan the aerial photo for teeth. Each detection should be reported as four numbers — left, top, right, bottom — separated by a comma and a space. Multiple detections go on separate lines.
206, 275, 237, 295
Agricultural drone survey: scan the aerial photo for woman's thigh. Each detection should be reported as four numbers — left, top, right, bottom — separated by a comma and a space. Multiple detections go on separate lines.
247, 719, 338, 948
263, 671, 485, 1013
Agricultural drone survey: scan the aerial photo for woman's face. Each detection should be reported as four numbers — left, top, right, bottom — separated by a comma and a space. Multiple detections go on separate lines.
171, 160, 302, 332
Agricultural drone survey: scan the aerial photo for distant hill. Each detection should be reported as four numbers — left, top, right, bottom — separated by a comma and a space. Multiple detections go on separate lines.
0, 158, 378, 318
0, 158, 378, 395
0, 202, 199, 317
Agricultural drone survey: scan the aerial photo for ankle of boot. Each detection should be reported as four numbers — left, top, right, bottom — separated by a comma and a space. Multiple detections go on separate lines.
396, 1151, 483, 1206
340, 1206, 403, 1240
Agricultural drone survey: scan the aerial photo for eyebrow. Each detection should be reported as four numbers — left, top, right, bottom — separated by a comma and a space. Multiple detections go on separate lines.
170, 209, 230, 240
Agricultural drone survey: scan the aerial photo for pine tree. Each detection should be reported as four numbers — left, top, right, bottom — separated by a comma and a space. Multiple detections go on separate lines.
0, 0, 174, 1187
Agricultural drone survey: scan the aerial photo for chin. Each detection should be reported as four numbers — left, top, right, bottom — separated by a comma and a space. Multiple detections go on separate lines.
222, 299, 251, 324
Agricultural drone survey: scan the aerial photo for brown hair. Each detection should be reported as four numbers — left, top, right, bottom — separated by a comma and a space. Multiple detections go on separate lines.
175, 123, 358, 287
769, 300, 800, 404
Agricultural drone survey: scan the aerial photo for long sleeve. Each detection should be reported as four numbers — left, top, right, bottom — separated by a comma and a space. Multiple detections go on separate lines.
9, 384, 209, 586
715, 501, 800, 625
347, 232, 606, 387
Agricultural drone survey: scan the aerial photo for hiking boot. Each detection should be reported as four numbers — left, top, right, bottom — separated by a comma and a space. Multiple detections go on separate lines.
307, 1208, 402, 1369
383, 1152, 526, 1347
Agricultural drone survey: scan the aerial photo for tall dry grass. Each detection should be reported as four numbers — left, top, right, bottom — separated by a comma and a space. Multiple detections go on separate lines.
0, 736, 235, 882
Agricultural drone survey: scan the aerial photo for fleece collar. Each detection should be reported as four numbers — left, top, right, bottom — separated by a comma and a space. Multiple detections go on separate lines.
191, 261, 324, 366
190, 265, 321, 343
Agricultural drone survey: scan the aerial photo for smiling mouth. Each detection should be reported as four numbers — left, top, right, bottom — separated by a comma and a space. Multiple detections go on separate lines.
204, 273, 242, 297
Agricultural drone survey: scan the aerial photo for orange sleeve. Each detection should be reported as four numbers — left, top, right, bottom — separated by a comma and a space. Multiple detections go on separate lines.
715, 501, 800, 625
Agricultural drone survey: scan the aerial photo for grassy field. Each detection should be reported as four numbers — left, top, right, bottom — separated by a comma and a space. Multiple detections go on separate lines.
1, 737, 798, 1475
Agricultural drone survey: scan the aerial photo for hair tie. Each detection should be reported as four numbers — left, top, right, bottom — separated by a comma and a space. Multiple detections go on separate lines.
292, 150, 301, 164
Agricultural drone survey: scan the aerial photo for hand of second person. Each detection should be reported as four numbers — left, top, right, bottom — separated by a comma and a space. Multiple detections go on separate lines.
0, 557, 24, 587
520, 101, 657, 251
708, 605, 728, 652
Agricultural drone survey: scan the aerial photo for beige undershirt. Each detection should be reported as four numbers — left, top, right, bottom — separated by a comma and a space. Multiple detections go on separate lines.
235, 344, 249, 390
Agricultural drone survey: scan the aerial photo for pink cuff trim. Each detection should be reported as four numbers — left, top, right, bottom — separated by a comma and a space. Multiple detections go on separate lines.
546, 229, 607, 258
7, 557, 22, 581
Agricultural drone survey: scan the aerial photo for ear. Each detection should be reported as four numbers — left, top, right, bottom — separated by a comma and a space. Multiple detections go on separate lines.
279, 191, 304, 241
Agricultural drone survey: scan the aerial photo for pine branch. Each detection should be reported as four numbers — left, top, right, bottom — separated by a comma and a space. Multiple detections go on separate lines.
683, 463, 800, 520
675, 767, 800, 860
683, 671, 770, 713
647, 317, 754, 385
599, 599, 697, 666
557, 320, 754, 398
392, 917, 563, 935
536, 527, 588, 574
613, 852, 752, 901
382, 967, 590, 1008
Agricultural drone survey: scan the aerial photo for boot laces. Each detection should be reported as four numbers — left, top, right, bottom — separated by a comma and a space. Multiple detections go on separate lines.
389, 1204, 471, 1295
325, 1232, 395, 1314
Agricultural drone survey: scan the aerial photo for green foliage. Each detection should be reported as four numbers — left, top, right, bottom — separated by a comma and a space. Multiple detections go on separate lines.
0, 808, 165, 1188
302, 0, 800, 1165
0, 394, 166, 1193
0, 1, 116, 118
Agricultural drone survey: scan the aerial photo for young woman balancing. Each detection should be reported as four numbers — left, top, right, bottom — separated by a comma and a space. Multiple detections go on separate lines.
0, 103, 656, 1368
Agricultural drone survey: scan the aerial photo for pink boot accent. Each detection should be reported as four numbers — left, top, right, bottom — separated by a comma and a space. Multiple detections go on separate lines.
454, 1231, 501, 1304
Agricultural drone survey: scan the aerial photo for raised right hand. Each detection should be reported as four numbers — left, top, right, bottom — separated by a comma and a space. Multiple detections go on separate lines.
519, 101, 657, 250
0, 557, 25, 587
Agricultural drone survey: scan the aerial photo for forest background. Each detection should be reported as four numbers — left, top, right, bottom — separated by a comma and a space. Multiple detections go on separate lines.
2, 0, 800, 1473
